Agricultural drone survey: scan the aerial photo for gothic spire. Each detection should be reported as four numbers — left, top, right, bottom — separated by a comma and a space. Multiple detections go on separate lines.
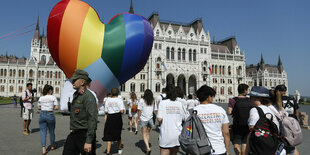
129, 0, 134, 14
34, 16, 40, 40
278, 55, 283, 73
259, 53, 265, 71
278, 55, 282, 66
260, 53, 264, 64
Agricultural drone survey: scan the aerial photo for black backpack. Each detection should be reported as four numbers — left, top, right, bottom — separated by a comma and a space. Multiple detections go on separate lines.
232, 97, 252, 126
249, 107, 283, 155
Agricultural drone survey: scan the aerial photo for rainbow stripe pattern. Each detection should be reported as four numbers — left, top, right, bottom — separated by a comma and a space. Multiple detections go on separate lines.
47, 0, 154, 100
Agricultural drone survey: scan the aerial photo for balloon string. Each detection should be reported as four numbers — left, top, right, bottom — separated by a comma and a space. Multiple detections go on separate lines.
0, 23, 36, 39
0, 29, 35, 42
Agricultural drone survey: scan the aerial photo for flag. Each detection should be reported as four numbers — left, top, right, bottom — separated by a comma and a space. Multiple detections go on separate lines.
161, 62, 167, 71
208, 67, 212, 74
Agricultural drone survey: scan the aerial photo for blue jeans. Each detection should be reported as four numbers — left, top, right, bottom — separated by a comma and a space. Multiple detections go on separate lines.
39, 111, 56, 147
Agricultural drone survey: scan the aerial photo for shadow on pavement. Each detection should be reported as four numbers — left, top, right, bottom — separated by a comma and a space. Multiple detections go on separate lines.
135, 140, 153, 153
31, 128, 40, 133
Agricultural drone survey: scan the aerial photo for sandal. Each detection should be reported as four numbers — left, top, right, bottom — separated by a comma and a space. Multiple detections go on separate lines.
23, 129, 29, 135
51, 144, 57, 150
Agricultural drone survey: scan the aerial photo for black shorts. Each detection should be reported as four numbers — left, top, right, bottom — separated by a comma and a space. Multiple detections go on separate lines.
232, 125, 249, 144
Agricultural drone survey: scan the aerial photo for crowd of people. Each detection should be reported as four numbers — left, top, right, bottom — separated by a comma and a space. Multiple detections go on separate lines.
18, 69, 301, 155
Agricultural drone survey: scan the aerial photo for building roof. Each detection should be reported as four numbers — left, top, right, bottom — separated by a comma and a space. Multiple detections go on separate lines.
211, 44, 230, 54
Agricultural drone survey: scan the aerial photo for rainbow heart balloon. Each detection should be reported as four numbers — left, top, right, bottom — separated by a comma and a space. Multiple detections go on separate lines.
47, 0, 153, 100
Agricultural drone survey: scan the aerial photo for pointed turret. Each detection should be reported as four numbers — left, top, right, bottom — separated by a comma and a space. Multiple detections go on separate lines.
129, 0, 134, 14
259, 53, 265, 71
278, 55, 283, 73
34, 16, 40, 40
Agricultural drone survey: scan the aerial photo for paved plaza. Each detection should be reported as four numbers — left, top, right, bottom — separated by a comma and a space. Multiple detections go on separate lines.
0, 103, 309, 155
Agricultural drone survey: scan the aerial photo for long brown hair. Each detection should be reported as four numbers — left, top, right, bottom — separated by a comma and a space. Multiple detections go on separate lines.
269, 89, 283, 110
130, 92, 137, 102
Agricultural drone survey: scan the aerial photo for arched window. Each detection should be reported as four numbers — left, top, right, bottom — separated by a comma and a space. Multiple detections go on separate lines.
121, 84, 126, 92
193, 50, 196, 61
222, 66, 225, 75
55, 72, 57, 78
140, 83, 145, 92
22, 70, 25, 77
46, 71, 49, 78
41, 55, 46, 62
228, 66, 231, 75
228, 87, 232, 95
19, 86, 23, 93
215, 65, 218, 74
189, 49, 192, 61
212, 65, 214, 74
0, 69, 3, 76
219, 66, 222, 74
1, 86, 5, 92
10, 86, 14, 92
221, 87, 224, 95
237, 66, 242, 76
182, 48, 186, 61
213, 87, 217, 93
4, 69, 7, 76
13, 69, 16, 77
155, 83, 161, 92
130, 83, 136, 92
156, 29, 159, 36
29, 69, 33, 78
166, 47, 170, 60
177, 48, 181, 61
50, 71, 53, 79
171, 47, 174, 60
9, 69, 12, 77
56, 87, 60, 94
58, 72, 61, 78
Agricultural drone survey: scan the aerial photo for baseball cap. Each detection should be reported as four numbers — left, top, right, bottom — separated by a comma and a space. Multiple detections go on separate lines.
248, 86, 270, 98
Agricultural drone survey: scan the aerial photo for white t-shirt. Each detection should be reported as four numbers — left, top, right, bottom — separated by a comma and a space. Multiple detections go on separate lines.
138, 99, 155, 121
157, 99, 185, 148
38, 95, 58, 111
248, 105, 280, 131
88, 89, 98, 105
104, 97, 125, 114
186, 99, 198, 110
193, 104, 229, 154
156, 93, 166, 104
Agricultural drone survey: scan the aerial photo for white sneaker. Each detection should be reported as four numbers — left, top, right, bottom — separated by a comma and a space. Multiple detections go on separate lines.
118, 149, 123, 154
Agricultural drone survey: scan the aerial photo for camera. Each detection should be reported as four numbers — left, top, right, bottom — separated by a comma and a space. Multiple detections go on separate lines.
31, 89, 37, 93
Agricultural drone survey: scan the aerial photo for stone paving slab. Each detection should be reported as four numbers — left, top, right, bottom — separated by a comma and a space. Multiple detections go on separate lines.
0, 104, 309, 155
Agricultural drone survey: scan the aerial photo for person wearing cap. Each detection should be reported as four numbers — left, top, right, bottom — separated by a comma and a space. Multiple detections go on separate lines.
247, 86, 279, 131
246, 86, 284, 155
63, 69, 98, 155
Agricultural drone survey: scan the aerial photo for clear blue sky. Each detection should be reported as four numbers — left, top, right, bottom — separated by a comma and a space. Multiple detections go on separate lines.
0, 0, 309, 96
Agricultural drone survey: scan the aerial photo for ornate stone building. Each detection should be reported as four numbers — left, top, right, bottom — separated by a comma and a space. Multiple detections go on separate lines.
0, 2, 288, 103
0, 19, 66, 98
245, 54, 288, 91
119, 12, 247, 103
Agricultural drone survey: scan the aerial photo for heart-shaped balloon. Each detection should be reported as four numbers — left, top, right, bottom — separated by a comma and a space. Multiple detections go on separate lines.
47, 0, 154, 100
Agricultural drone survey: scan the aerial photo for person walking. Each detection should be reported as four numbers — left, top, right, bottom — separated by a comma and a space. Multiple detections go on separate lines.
194, 85, 230, 155
274, 85, 299, 155
102, 88, 125, 155
137, 89, 156, 154
62, 69, 98, 155
227, 84, 251, 155
246, 86, 282, 154
186, 94, 198, 110
157, 85, 185, 155
38, 84, 59, 154
22, 83, 35, 135
13, 94, 18, 108
128, 92, 138, 134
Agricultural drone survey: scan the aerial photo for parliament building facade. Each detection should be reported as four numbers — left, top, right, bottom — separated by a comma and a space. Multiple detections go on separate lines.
0, 6, 288, 102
